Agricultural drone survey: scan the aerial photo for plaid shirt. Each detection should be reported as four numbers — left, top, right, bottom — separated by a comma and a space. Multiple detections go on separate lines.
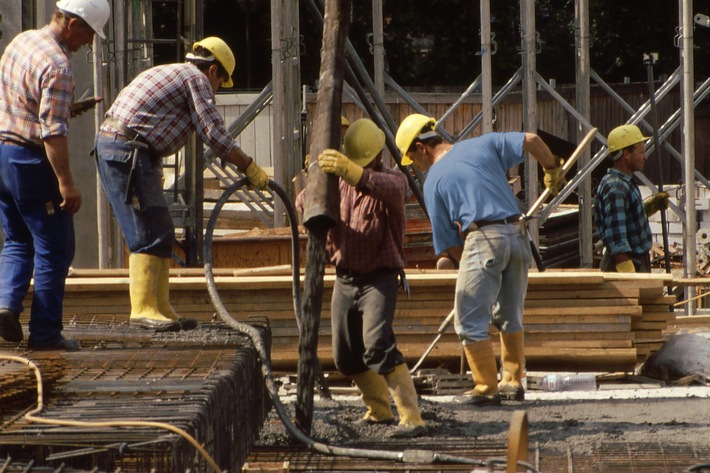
0, 26, 73, 146
104, 63, 239, 158
593, 168, 652, 256
326, 165, 408, 273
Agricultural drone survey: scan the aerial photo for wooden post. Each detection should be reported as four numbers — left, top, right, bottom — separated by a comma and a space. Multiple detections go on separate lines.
297, 0, 351, 435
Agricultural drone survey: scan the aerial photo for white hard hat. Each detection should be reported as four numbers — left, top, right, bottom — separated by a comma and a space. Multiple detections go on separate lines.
56, 0, 110, 39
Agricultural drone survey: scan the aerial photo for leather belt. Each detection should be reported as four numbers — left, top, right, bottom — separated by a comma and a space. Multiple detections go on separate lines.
466, 214, 522, 235
0, 136, 39, 148
100, 116, 144, 143
336, 267, 398, 280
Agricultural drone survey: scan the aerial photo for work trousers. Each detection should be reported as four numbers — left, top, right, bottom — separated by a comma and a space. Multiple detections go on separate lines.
330, 268, 404, 376
0, 143, 75, 345
454, 222, 531, 343
95, 133, 174, 258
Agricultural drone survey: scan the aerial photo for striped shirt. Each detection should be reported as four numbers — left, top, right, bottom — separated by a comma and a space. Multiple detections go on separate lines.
104, 63, 239, 158
326, 165, 408, 273
0, 26, 73, 146
593, 168, 652, 256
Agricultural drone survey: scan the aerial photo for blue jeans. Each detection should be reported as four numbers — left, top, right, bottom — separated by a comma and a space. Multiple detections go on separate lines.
95, 133, 174, 257
454, 222, 531, 343
330, 268, 404, 376
0, 144, 75, 345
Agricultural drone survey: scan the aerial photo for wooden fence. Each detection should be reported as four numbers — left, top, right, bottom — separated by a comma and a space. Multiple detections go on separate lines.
216, 82, 709, 186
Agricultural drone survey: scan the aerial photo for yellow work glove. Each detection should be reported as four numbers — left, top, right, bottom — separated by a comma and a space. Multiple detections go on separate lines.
318, 148, 363, 186
615, 259, 636, 273
245, 161, 269, 190
543, 160, 566, 196
644, 192, 670, 216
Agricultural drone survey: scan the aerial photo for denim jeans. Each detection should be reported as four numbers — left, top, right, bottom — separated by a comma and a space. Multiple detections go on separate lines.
0, 143, 75, 345
454, 222, 531, 343
330, 268, 404, 376
95, 133, 174, 257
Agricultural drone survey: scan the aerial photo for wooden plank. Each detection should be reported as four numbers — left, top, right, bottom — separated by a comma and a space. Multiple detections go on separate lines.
524, 297, 638, 308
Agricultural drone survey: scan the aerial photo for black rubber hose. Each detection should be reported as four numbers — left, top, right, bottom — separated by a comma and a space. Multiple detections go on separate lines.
203, 179, 534, 470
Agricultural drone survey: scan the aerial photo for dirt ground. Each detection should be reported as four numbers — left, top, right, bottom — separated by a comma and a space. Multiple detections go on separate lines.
254, 384, 710, 469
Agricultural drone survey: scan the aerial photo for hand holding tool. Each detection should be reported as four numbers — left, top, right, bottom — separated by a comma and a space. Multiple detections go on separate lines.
523, 127, 599, 272
644, 191, 670, 216
70, 97, 102, 117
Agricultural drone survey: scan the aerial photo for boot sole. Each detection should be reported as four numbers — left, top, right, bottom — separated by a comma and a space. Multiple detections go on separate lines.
130, 318, 181, 332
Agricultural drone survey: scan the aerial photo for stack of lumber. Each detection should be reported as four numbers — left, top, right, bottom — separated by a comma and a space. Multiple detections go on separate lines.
51, 269, 676, 373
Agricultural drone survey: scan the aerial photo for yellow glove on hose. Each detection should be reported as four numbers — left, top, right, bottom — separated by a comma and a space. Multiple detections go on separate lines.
318, 149, 363, 186
543, 161, 566, 196
245, 161, 269, 190
615, 259, 636, 273
644, 192, 670, 216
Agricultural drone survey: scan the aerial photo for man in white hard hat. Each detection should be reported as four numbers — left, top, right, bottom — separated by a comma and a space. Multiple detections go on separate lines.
0, 0, 110, 351
395, 114, 560, 405
593, 124, 669, 273
94, 37, 269, 333
297, 118, 427, 438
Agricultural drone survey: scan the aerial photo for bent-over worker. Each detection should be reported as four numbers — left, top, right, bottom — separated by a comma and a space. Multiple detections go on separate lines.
395, 114, 560, 404
94, 37, 269, 332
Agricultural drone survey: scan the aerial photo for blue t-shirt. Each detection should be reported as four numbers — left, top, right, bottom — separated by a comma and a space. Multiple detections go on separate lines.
423, 132, 525, 255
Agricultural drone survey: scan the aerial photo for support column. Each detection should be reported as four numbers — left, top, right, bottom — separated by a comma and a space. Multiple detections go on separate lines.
575, 0, 593, 267
521, 0, 539, 243
271, 0, 302, 227
681, 0, 697, 311
480, 0, 493, 134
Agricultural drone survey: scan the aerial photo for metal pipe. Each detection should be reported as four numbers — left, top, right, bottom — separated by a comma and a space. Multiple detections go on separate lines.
645, 54, 672, 274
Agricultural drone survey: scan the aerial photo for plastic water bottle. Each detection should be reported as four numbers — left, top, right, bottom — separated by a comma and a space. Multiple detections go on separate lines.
540, 373, 597, 392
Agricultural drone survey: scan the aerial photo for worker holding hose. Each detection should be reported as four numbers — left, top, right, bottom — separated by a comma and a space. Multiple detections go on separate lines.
94, 37, 269, 332
594, 124, 669, 273
297, 118, 427, 438
395, 114, 560, 405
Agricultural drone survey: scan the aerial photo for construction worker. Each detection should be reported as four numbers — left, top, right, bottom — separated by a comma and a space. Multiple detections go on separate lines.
297, 118, 427, 438
395, 114, 561, 404
94, 37, 269, 332
0, 0, 110, 351
593, 124, 669, 273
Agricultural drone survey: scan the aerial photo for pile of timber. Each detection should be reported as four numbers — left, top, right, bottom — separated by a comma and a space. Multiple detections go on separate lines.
53, 269, 676, 373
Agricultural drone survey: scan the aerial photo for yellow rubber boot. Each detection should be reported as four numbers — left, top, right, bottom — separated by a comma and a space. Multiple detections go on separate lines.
157, 258, 197, 330
384, 364, 427, 438
351, 370, 395, 424
463, 339, 501, 406
129, 253, 180, 332
499, 331, 525, 401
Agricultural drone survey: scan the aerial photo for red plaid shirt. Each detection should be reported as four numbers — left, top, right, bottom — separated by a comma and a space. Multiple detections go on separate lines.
327, 166, 408, 273
104, 63, 239, 158
0, 26, 73, 146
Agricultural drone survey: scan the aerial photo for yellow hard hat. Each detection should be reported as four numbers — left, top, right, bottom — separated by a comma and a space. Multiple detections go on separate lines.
607, 124, 648, 154
343, 118, 386, 167
395, 114, 436, 165
193, 37, 235, 88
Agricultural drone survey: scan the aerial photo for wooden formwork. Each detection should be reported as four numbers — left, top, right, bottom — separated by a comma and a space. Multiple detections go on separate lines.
50, 269, 677, 373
